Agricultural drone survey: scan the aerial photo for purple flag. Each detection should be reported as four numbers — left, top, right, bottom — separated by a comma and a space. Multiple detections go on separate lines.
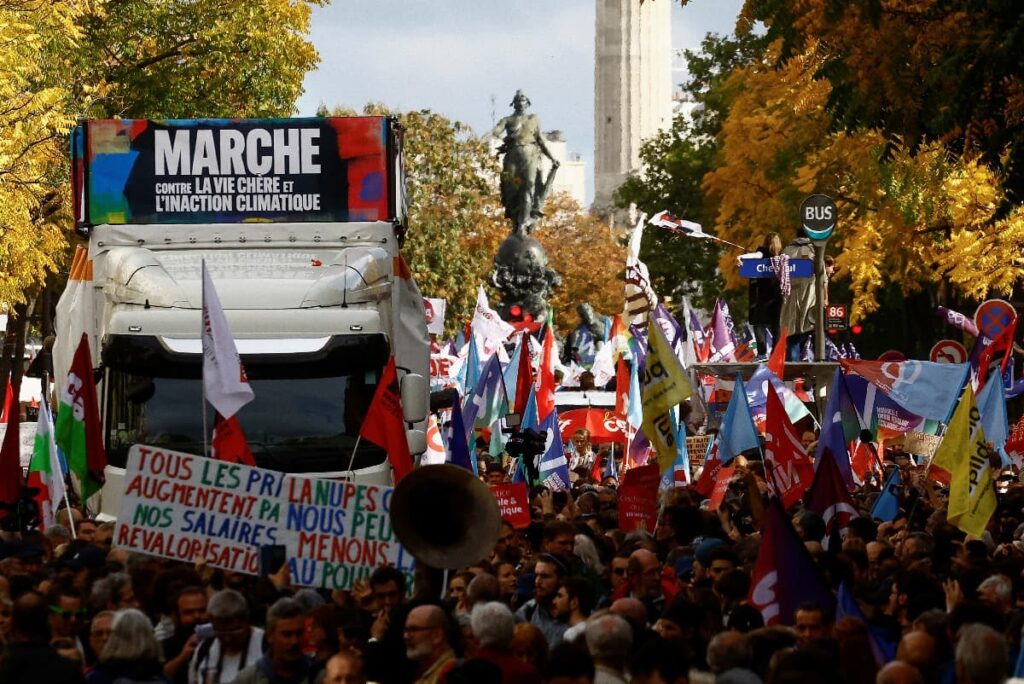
815, 370, 860, 488
749, 501, 835, 626
709, 300, 736, 362
936, 306, 980, 338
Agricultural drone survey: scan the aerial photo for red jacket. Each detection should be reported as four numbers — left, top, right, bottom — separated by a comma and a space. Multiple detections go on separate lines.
469, 647, 541, 684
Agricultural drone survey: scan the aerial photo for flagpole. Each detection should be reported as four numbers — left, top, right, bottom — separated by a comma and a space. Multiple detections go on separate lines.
345, 435, 362, 475
202, 385, 209, 458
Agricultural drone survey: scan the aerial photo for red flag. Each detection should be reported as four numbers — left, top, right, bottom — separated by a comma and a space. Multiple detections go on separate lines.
212, 414, 256, 466
806, 449, 858, 550
767, 327, 787, 378
590, 454, 603, 482
0, 380, 23, 510
976, 318, 1017, 390
693, 439, 722, 497
360, 357, 413, 482
707, 466, 736, 511
537, 322, 556, 420
0, 381, 9, 421
513, 334, 533, 417
764, 383, 814, 508
615, 359, 629, 416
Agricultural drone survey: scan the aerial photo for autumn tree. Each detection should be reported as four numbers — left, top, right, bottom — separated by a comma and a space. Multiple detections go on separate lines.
616, 31, 767, 313
534, 194, 625, 331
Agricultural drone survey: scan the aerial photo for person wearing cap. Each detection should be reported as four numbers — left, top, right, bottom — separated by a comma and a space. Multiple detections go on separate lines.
515, 554, 568, 648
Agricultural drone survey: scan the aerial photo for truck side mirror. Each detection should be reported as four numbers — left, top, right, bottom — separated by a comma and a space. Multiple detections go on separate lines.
406, 429, 426, 456
400, 373, 428, 424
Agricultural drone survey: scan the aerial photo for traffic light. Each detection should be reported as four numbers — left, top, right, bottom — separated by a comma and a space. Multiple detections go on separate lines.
506, 304, 540, 332
851, 324, 863, 335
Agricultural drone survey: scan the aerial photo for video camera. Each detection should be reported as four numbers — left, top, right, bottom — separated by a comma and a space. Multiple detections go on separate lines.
505, 427, 548, 484
0, 486, 41, 533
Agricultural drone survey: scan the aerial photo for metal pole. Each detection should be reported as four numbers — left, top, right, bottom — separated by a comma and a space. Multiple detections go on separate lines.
814, 242, 826, 361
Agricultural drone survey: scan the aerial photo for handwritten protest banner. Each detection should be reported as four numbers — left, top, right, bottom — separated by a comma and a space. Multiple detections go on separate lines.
114, 445, 415, 591
490, 483, 530, 529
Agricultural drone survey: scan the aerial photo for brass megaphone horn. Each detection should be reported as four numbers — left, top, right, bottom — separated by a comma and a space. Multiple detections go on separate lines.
389, 464, 502, 570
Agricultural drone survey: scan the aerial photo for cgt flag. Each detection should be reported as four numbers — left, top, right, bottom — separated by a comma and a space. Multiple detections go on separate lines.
931, 385, 997, 538
807, 449, 859, 550
749, 501, 834, 626
763, 383, 814, 509
640, 311, 693, 474
359, 357, 413, 483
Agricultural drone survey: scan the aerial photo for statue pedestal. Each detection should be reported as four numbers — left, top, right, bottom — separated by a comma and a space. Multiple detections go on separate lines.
491, 233, 560, 321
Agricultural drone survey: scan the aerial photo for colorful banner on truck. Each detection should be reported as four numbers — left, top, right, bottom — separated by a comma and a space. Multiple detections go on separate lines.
114, 445, 414, 590
73, 118, 395, 226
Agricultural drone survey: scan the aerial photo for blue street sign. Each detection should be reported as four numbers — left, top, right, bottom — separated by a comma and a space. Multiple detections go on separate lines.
739, 258, 814, 279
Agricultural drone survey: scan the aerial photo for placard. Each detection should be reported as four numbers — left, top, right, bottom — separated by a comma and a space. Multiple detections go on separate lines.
490, 483, 530, 529
114, 445, 414, 590
618, 464, 660, 532
73, 118, 393, 226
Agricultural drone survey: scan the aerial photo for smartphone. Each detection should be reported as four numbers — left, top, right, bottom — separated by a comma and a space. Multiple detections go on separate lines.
195, 623, 214, 640
259, 544, 288, 578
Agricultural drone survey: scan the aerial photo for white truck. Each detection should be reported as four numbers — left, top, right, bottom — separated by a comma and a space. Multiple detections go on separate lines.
55, 117, 430, 518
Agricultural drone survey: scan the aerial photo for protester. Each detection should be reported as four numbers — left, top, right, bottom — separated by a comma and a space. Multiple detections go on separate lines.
85, 608, 166, 684
403, 604, 455, 683
0, 591, 85, 683
516, 554, 569, 647
235, 597, 311, 684
188, 589, 264, 683
469, 602, 541, 684
160, 586, 207, 684
584, 614, 632, 684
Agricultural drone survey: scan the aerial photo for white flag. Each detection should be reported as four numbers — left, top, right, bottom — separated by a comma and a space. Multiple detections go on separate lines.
471, 285, 514, 348
422, 413, 447, 465
28, 402, 65, 529
202, 262, 254, 419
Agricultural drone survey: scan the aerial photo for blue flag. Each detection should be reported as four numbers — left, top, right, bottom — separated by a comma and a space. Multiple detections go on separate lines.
603, 446, 619, 481
815, 370, 860, 489
446, 392, 475, 474
719, 375, 760, 464
870, 468, 901, 522
627, 358, 643, 429
537, 410, 570, 490
841, 360, 969, 422
457, 335, 482, 396
463, 354, 506, 442
977, 371, 1011, 467
503, 335, 523, 401
836, 583, 895, 666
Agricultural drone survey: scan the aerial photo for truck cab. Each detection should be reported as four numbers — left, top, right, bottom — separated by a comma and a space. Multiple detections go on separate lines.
56, 117, 429, 518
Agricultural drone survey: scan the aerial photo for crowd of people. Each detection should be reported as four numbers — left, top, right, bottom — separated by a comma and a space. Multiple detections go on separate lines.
1, 441, 1023, 684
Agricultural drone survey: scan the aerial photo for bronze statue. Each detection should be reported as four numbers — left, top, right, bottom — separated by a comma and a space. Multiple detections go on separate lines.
489, 90, 560, 234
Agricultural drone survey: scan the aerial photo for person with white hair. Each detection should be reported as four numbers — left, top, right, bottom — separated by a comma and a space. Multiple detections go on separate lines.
585, 614, 632, 684
955, 624, 1007, 684
977, 575, 1013, 615
467, 602, 540, 683
84, 608, 163, 683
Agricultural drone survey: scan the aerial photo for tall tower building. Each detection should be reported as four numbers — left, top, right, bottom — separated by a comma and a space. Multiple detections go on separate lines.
594, 0, 672, 222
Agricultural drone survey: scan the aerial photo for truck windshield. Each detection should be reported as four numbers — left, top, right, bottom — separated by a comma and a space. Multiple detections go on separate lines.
102, 335, 389, 473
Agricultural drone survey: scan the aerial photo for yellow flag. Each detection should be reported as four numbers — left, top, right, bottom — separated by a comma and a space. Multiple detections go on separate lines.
640, 313, 693, 473
931, 386, 997, 538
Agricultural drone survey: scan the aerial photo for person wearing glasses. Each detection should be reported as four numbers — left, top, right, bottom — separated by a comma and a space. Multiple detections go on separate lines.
402, 605, 455, 684
188, 589, 263, 684
47, 583, 87, 658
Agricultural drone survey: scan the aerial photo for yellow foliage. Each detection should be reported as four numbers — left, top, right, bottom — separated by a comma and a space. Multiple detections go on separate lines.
704, 41, 1024, 322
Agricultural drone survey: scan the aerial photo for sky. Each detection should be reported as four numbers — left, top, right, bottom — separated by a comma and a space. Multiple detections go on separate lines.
297, 0, 745, 203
